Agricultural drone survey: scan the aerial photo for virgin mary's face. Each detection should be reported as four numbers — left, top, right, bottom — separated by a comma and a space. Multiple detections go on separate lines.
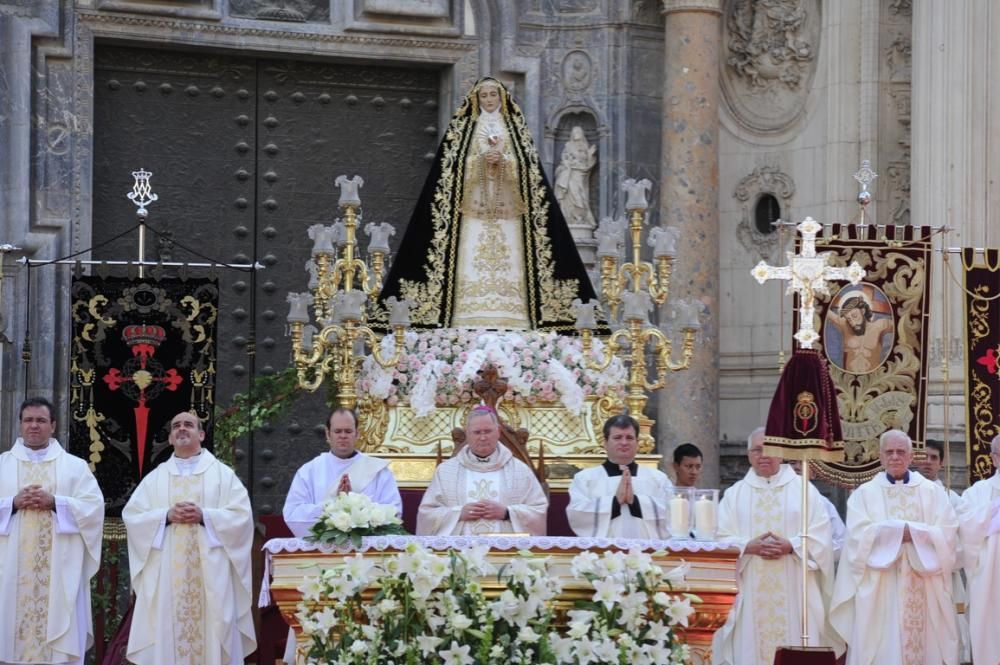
478, 85, 501, 113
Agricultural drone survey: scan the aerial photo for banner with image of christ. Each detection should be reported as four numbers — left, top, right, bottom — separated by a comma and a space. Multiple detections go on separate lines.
794, 225, 934, 487
962, 248, 1000, 483
69, 276, 218, 515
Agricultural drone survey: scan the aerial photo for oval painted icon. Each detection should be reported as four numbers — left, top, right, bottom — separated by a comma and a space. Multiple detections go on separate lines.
823, 283, 895, 375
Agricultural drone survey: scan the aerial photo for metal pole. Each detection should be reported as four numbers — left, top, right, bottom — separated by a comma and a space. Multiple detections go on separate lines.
137, 220, 145, 279
801, 459, 810, 647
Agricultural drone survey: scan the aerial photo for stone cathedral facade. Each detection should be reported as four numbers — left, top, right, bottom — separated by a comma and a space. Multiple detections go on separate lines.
0, 0, 991, 512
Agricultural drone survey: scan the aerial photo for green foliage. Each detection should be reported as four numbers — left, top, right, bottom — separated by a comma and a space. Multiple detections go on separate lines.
212, 366, 302, 466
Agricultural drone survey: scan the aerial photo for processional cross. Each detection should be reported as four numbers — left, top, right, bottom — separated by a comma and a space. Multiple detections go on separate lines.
751, 217, 865, 349
751, 216, 865, 653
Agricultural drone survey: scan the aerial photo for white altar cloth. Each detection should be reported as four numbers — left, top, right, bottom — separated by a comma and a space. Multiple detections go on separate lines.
259, 534, 737, 607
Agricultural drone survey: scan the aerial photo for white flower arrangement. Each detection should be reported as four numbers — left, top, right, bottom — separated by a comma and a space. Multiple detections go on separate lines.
296, 543, 694, 665
307, 492, 406, 548
358, 329, 627, 417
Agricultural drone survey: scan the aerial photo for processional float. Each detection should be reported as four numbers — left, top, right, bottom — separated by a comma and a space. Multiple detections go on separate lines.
285, 174, 703, 483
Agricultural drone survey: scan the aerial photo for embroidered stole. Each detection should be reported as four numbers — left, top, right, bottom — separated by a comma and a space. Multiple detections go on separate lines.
14, 458, 55, 662
884, 484, 926, 665
751, 486, 789, 664
170, 474, 206, 665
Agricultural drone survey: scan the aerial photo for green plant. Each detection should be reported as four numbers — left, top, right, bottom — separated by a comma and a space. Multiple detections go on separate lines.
212, 366, 302, 465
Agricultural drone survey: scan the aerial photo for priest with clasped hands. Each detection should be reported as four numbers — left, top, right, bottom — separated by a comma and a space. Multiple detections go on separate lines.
711, 426, 836, 665
283, 407, 402, 538
123, 410, 256, 665
566, 414, 672, 539
0, 397, 104, 665
960, 433, 1000, 665
416, 405, 548, 536
830, 429, 959, 665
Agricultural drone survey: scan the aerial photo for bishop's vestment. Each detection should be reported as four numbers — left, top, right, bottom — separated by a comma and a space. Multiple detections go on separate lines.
283, 451, 402, 538
711, 464, 836, 665
960, 470, 1000, 665
123, 451, 255, 665
566, 461, 672, 539
0, 439, 104, 665
417, 444, 547, 536
830, 470, 958, 665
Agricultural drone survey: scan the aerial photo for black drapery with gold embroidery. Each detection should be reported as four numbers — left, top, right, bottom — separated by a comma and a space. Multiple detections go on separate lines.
373, 77, 600, 333
69, 276, 218, 515
793, 225, 933, 486
962, 248, 1000, 483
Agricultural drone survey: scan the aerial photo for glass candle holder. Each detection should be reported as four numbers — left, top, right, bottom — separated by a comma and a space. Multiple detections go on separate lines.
668, 487, 693, 539
692, 488, 719, 541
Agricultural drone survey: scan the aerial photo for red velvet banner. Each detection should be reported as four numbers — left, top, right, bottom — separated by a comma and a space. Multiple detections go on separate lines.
795, 225, 934, 487
962, 248, 1000, 483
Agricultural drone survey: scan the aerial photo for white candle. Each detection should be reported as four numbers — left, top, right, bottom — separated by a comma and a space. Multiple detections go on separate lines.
694, 495, 717, 540
669, 494, 690, 538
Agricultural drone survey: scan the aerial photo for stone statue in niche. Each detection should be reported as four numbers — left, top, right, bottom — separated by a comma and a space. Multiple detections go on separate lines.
726, 0, 814, 90
554, 126, 597, 235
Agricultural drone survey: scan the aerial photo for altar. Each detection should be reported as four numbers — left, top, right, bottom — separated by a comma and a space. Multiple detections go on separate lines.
262, 534, 740, 664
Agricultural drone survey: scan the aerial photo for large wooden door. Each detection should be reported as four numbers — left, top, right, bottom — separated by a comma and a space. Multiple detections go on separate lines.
92, 44, 441, 513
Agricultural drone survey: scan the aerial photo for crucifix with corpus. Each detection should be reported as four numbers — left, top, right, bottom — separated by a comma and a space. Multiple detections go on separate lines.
750, 216, 866, 656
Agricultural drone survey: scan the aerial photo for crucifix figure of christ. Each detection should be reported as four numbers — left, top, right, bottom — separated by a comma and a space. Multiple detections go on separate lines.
749, 216, 865, 654
752, 217, 865, 349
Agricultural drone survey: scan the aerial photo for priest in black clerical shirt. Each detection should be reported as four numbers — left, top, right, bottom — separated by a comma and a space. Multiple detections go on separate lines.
565, 414, 673, 539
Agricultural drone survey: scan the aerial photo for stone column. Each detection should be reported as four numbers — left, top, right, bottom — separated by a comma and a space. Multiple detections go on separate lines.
657, 0, 723, 488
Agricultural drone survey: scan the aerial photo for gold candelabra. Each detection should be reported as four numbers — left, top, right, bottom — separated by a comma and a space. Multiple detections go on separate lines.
286, 175, 409, 408
577, 178, 701, 422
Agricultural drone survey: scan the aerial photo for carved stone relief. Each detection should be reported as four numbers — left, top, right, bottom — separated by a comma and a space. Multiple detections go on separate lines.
631, 0, 663, 24
889, 0, 912, 17
733, 165, 795, 259
363, 0, 450, 17
720, 0, 821, 132
878, 0, 912, 226
554, 0, 600, 13
96, 0, 221, 19
562, 50, 593, 92
229, 0, 329, 23
885, 34, 912, 81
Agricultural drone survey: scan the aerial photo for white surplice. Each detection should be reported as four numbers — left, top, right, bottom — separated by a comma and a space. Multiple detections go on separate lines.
281, 451, 402, 664
960, 471, 1000, 665
416, 444, 547, 536
123, 451, 255, 665
711, 465, 836, 665
0, 439, 104, 665
566, 461, 672, 539
282, 451, 402, 538
934, 478, 971, 664
819, 493, 846, 562
830, 470, 959, 665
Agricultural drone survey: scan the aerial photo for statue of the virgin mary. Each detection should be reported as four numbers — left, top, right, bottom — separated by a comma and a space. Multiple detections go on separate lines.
373, 77, 600, 332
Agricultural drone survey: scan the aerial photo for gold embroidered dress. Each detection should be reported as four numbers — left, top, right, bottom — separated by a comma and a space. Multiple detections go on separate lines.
711, 464, 836, 665
123, 450, 256, 665
0, 439, 104, 665
451, 107, 530, 328
374, 77, 601, 333
416, 444, 548, 536
830, 470, 959, 665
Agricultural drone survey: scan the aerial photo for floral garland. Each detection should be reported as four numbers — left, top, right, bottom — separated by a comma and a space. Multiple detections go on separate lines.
358, 329, 627, 417
307, 492, 407, 549
296, 543, 695, 665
